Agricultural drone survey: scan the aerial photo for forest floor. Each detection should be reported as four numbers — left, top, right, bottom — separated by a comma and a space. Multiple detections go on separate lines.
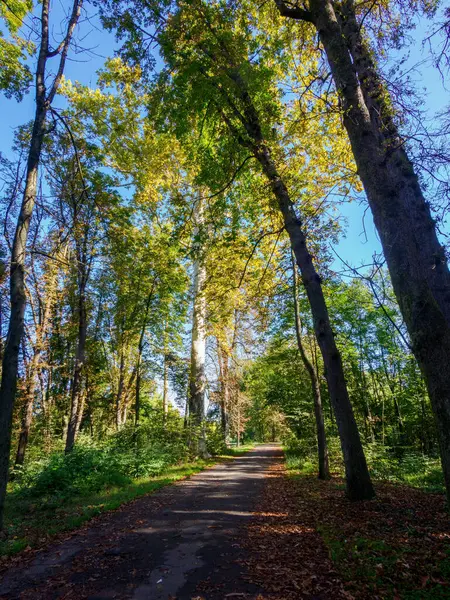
0, 444, 449, 599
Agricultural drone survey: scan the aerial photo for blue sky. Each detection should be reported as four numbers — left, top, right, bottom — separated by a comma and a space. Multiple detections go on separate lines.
332, 15, 449, 274
0, 4, 448, 274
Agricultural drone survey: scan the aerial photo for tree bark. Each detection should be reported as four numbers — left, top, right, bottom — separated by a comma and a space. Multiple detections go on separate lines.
14, 380, 34, 468
65, 279, 87, 452
218, 344, 230, 441
0, 0, 82, 526
218, 65, 374, 498
135, 357, 142, 426
135, 284, 155, 426
188, 196, 208, 458
14, 247, 61, 467
291, 250, 330, 480
252, 141, 373, 499
276, 0, 450, 502
162, 322, 169, 424
115, 349, 125, 430
66, 226, 90, 452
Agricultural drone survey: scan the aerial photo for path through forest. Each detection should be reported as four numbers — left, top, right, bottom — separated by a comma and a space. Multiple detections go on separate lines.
0, 445, 347, 599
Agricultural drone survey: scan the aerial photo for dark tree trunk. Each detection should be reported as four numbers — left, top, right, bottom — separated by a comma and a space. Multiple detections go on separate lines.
14, 384, 34, 468
291, 251, 330, 480
66, 232, 90, 453
14, 251, 59, 467
218, 66, 373, 499
115, 350, 125, 431
135, 285, 155, 426
162, 324, 169, 424
135, 365, 141, 426
0, 10, 49, 526
0, 0, 82, 526
276, 0, 450, 502
253, 142, 373, 499
65, 283, 87, 452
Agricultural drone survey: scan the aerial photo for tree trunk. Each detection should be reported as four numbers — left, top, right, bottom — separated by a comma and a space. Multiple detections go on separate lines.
188, 197, 208, 458
162, 323, 169, 424
74, 388, 86, 439
276, 0, 450, 502
14, 383, 34, 468
14, 248, 60, 467
218, 345, 230, 441
220, 66, 373, 498
65, 282, 87, 452
135, 358, 142, 426
0, 0, 82, 527
115, 350, 125, 431
0, 295, 3, 365
0, 3, 50, 527
135, 285, 155, 426
253, 141, 373, 499
291, 250, 330, 480
236, 396, 241, 448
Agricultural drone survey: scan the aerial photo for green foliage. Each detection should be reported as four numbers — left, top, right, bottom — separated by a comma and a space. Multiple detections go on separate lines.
363, 444, 444, 492
1, 460, 209, 557
0, 0, 33, 100
285, 436, 444, 493
13, 425, 190, 503
16, 443, 131, 500
205, 423, 228, 455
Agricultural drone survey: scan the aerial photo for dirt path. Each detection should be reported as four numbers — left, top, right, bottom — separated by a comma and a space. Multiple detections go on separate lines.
0, 445, 286, 599
2, 447, 447, 599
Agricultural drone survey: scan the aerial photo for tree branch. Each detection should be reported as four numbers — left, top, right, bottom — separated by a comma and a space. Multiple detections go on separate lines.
274, 0, 314, 23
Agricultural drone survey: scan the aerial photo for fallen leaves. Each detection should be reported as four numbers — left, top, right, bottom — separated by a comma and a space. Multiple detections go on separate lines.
236, 459, 450, 599
238, 460, 352, 599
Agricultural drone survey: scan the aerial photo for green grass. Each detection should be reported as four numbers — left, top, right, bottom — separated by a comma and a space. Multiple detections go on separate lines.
220, 443, 256, 457
0, 459, 211, 558
284, 438, 445, 493
317, 525, 450, 599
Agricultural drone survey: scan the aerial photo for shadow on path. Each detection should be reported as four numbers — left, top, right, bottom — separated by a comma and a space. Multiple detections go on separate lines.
0, 444, 282, 599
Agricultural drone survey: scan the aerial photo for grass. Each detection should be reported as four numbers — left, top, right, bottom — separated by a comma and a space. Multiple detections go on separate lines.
220, 443, 256, 457
0, 442, 257, 559
0, 459, 212, 558
284, 438, 445, 493
283, 440, 450, 599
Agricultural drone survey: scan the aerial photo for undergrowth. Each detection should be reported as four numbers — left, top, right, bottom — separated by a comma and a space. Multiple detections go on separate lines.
1, 424, 253, 558
284, 436, 444, 493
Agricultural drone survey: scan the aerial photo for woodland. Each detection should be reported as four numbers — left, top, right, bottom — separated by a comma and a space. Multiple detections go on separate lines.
0, 0, 450, 595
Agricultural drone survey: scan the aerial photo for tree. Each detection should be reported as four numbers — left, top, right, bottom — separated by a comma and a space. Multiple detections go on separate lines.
275, 0, 450, 501
188, 195, 208, 457
0, 0, 82, 529
14, 238, 64, 466
153, 0, 373, 499
292, 250, 330, 480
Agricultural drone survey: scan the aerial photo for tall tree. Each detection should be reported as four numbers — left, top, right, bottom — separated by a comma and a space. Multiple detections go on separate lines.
0, 0, 82, 529
14, 240, 64, 466
275, 0, 450, 500
154, 0, 373, 499
188, 195, 208, 457
291, 250, 330, 480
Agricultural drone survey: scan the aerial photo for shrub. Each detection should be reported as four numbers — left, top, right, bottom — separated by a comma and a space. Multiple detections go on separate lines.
13, 422, 192, 502
284, 435, 444, 492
